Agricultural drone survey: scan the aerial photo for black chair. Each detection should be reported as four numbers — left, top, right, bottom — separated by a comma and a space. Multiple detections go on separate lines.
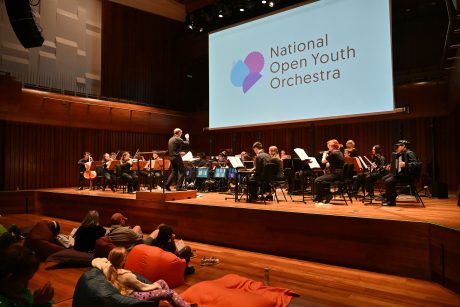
329, 163, 355, 205
260, 163, 280, 204
95, 165, 104, 189
115, 165, 128, 193
395, 162, 425, 207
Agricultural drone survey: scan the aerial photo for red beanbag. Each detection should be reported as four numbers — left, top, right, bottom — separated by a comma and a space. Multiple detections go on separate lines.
125, 244, 186, 288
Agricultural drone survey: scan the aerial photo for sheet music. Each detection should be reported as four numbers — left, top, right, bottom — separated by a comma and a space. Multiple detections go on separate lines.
358, 156, 368, 170
182, 151, 198, 162
294, 148, 321, 169
228, 156, 244, 168
294, 148, 308, 161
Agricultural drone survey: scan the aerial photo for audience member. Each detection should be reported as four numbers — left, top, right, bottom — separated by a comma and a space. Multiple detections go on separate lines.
145, 224, 195, 275
74, 210, 107, 252
0, 235, 54, 306
108, 213, 144, 250
92, 247, 191, 306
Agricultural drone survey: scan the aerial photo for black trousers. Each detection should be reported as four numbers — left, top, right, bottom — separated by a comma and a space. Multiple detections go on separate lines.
364, 172, 383, 195
122, 172, 138, 192
165, 156, 185, 189
314, 173, 340, 199
103, 170, 115, 189
382, 173, 411, 202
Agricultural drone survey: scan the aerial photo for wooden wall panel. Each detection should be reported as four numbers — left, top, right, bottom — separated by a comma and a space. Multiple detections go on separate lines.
101, 0, 185, 109
0, 121, 169, 190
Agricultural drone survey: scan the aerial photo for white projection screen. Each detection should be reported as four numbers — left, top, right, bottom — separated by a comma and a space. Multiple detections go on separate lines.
209, 0, 394, 129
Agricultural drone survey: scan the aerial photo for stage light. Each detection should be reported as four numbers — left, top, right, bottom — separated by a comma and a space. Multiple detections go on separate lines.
262, 0, 267, 3
199, 27, 204, 32
218, 11, 223, 18
240, 8, 245, 12
269, 2, 274, 7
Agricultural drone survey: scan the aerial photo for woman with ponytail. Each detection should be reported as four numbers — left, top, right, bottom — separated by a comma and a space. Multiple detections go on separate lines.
92, 247, 191, 306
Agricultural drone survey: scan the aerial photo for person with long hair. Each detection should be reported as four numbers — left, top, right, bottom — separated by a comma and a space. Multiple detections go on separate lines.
92, 247, 191, 306
364, 145, 387, 198
269, 145, 284, 180
120, 152, 139, 194
74, 210, 106, 252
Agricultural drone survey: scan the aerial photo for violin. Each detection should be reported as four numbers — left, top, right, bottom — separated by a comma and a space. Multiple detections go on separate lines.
84, 155, 97, 179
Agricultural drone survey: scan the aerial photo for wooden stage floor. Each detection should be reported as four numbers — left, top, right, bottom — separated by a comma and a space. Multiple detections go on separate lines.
36, 187, 460, 230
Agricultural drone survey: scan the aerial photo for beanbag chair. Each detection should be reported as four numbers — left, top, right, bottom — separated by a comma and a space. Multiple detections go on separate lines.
72, 268, 159, 307
125, 244, 186, 288
94, 235, 116, 258
24, 221, 64, 261
46, 248, 94, 266
180, 274, 297, 307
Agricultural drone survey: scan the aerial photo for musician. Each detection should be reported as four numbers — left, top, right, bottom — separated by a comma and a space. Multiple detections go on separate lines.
102, 153, 116, 192
77, 152, 91, 190
120, 152, 138, 194
381, 140, 419, 206
364, 145, 387, 198
164, 128, 189, 191
345, 140, 359, 157
110, 152, 118, 160
248, 142, 271, 202
240, 151, 252, 162
269, 146, 284, 180
313, 139, 345, 203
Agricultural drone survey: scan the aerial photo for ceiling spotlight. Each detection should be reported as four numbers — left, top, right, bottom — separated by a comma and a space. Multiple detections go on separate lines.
269, 1, 274, 7
199, 27, 204, 32
240, 8, 245, 12
188, 23, 194, 30
218, 11, 223, 18
262, 0, 267, 3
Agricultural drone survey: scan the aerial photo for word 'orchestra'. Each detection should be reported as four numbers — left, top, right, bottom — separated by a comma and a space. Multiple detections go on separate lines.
78, 128, 421, 206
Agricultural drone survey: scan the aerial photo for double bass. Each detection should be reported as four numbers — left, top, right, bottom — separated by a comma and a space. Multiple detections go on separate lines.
84, 155, 96, 179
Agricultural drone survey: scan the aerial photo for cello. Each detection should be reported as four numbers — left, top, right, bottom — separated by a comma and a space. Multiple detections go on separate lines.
84, 155, 97, 180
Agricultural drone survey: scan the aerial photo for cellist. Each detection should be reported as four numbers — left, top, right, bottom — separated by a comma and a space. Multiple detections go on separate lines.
77, 152, 91, 190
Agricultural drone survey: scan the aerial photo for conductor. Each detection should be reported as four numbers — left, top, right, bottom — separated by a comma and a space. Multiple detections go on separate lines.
164, 128, 189, 191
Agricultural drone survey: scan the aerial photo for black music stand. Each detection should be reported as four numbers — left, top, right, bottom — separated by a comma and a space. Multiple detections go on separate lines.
151, 150, 169, 193
137, 151, 155, 192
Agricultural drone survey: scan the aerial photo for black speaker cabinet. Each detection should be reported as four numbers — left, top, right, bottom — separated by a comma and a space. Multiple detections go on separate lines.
5, 0, 44, 48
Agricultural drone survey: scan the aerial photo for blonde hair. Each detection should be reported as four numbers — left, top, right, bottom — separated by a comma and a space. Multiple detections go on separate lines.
81, 210, 100, 228
269, 146, 280, 159
173, 128, 182, 136
106, 247, 132, 295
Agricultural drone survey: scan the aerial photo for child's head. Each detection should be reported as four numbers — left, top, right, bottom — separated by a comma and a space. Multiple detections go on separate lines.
108, 247, 128, 269
0, 241, 40, 296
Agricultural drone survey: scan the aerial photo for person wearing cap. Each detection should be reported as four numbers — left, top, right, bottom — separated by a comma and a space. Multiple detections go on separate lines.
108, 213, 144, 250
164, 128, 190, 192
381, 140, 419, 206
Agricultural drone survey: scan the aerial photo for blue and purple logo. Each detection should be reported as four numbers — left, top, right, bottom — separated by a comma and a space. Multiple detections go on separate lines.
230, 51, 264, 93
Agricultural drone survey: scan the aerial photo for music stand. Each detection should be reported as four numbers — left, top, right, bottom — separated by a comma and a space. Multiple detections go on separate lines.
137, 151, 155, 192
151, 150, 169, 193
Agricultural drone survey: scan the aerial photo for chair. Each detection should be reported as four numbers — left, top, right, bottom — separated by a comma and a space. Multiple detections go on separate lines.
329, 163, 355, 205
115, 164, 128, 193
72, 268, 159, 307
260, 163, 280, 204
95, 165, 105, 189
395, 162, 425, 207
125, 244, 186, 288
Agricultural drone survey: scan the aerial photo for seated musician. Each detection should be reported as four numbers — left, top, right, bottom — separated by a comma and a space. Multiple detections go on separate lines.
239, 151, 252, 161
269, 146, 284, 180
148, 151, 162, 190
345, 140, 359, 157
120, 152, 139, 194
77, 152, 91, 190
280, 150, 291, 159
381, 140, 419, 206
102, 153, 116, 192
248, 142, 271, 202
364, 145, 388, 198
313, 139, 345, 203
134, 154, 151, 190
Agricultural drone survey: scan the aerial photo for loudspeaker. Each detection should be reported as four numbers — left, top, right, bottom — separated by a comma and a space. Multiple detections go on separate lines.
5, 0, 44, 48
